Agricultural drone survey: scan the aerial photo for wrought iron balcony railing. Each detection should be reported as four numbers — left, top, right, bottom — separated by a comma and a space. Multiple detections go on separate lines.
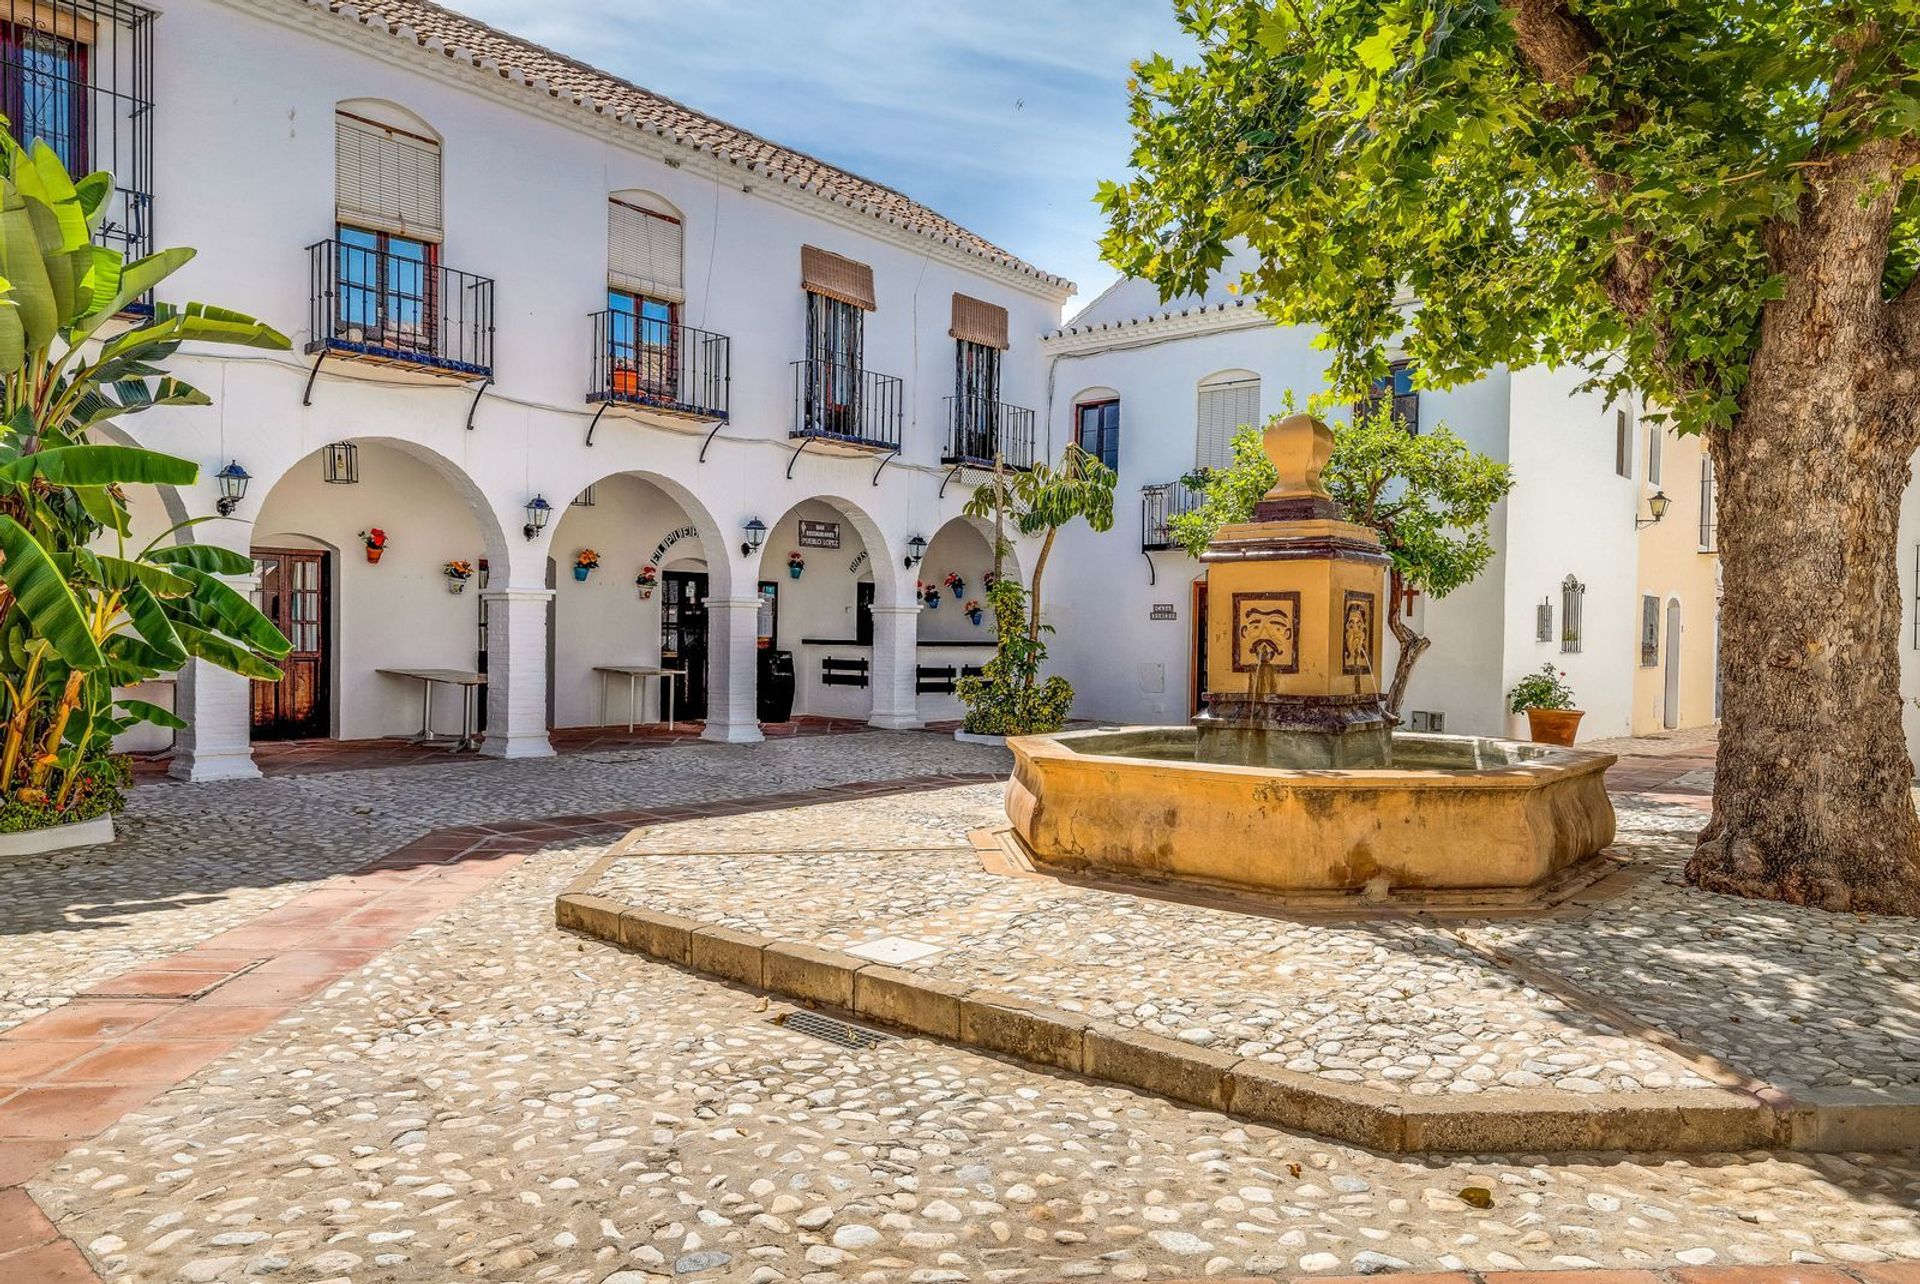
791, 358, 904, 450
1142, 479, 1205, 551
588, 310, 730, 421
942, 395, 1035, 470
1355, 388, 1420, 434
306, 238, 494, 377
2, 1, 157, 273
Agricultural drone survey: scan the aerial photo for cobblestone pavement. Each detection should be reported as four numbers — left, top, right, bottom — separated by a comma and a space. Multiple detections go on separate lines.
10, 731, 1920, 1281
0, 734, 1008, 1036
32, 832, 1920, 1282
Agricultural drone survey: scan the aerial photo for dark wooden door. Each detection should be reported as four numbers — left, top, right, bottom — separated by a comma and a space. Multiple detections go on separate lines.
661, 571, 709, 720
251, 548, 330, 740
1190, 578, 1209, 718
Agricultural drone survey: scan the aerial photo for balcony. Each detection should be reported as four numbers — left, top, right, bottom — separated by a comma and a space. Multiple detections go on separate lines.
587, 310, 730, 424
305, 238, 494, 378
1142, 480, 1204, 552
942, 395, 1036, 471
3, 1, 156, 275
1355, 388, 1419, 434
790, 358, 904, 452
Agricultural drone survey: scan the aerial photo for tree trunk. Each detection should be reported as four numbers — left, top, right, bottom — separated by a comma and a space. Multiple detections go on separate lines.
1383, 568, 1428, 719
1688, 149, 1920, 913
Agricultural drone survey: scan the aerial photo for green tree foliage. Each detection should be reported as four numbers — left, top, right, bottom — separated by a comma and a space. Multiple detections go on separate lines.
1171, 402, 1512, 714
0, 130, 291, 822
1098, 1, 1920, 912
953, 577, 1075, 736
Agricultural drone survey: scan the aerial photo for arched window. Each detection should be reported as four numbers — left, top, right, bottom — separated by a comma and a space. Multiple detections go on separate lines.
1560, 575, 1585, 654
1196, 371, 1260, 471
606, 192, 685, 402
1073, 388, 1120, 470
333, 101, 442, 357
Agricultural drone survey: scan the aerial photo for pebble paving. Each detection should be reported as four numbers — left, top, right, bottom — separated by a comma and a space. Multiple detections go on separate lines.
10, 732, 1920, 1280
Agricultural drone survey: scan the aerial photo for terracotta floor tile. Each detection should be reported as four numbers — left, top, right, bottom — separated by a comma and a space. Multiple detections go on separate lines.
131, 1004, 289, 1041
250, 948, 380, 977
195, 971, 339, 1008
0, 1234, 104, 1282
1671, 1270, 1856, 1284
48, 1038, 238, 1086
0, 1084, 161, 1138
81, 969, 238, 1000
192, 924, 317, 952
0, 1139, 71, 1189
1855, 1268, 1920, 1284
1306, 1275, 1472, 1284
0, 1186, 59, 1255
2, 1002, 176, 1043
0, 1042, 97, 1085
316, 923, 425, 950
1486, 1273, 1666, 1284
136, 950, 266, 973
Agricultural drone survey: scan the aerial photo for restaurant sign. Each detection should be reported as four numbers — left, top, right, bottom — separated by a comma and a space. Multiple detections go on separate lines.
797, 520, 841, 549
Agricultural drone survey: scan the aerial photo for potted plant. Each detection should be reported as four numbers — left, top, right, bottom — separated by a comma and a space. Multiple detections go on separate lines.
443, 559, 474, 594
636, 564, 659, 599
360, 528, 389, 564
787, 550, 805, 579
574, 548, 601, 582
945, 571, 966, 599
1508, 664, 1583, 745
964, 599, 984, 626
922, 581, 941, 609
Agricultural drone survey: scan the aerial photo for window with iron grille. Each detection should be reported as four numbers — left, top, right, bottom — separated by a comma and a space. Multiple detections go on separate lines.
1356, 360, 1419, 433
1561, 576, 1585, 653
1640, 595, 1659, 666
803, 291, 864, 431
335, 226, 438, 355
0, 2, 154, 263
1698, 455, 1718, 551
953, 339, 1001, 456
1076, 399, 1119, 470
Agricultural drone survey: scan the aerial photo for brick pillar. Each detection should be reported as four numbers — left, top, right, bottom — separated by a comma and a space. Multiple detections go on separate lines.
480, 586, 555, 759
867, 603, 924, 730
701, 596, 765, 744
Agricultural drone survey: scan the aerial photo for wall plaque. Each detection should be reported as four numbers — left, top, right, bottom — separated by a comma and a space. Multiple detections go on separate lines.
1150, 603, 1178, 621
797, 520, 841, 549
1231, 591, 1301, 674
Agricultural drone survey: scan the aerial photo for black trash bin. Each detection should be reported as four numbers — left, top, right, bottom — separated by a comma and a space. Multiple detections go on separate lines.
757, 648, 795, 723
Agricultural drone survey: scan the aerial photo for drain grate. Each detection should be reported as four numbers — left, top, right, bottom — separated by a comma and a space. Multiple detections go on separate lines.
779, 1010, 895, 1050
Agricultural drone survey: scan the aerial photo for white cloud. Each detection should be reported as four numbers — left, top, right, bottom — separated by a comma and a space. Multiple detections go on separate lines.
450, 0, 1186, 306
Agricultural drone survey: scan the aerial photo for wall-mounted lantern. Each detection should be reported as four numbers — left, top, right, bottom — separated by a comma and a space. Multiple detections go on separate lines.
321, 441, 359, 484
214, 460, 251, 516
903, 534, 928, 568
1635, 490, 1671, 529
740, 516, 767, 557
523, 494, 553, 540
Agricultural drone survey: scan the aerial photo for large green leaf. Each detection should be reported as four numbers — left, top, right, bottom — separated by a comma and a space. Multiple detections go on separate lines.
148, 543, 255, 576
0, 184, 58, 351
114, 697, 186, 730
97, 555, 194, 599
118, 580, 187, 663
0, 444, 199, 488
173, 621, 283, 681
102, 630, 180, 682
0, 294, 22, 375
170, 565, 291, 658
0, 514, 102, 669
71, 246, 191, 342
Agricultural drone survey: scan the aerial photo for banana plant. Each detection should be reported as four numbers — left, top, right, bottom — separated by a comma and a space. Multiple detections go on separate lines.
0, 129, 292, 818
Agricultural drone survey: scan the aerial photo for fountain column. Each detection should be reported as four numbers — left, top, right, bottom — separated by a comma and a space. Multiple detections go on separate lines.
1195, 413, 1393, 768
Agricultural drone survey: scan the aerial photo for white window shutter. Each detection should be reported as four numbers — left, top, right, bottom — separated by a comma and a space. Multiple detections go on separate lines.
608, 200, 685, 302
335, 114, 443, 241
1196, 379, 1260, 470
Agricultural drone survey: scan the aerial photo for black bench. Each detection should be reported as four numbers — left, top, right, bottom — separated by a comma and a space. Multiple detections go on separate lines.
821, 656, 870, 688
916, 665, 956, 695
961, 664, 984, 680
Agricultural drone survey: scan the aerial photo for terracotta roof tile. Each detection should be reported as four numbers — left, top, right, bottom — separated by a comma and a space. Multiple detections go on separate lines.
304, 0, 1070, 292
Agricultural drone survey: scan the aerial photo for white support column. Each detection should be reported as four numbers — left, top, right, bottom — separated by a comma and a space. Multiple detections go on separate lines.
480, 586, 556, 759
867, 603, 925, 731
169, 552, 260, 783
701, 595, 765, 744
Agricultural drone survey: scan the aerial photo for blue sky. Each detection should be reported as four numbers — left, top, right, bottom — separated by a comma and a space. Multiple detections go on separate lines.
453, 0, 1185, 317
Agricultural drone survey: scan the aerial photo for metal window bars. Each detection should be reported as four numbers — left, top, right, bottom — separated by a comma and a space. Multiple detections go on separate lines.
790, 357, 903, 450
942, 394, 1035, 470
588, 309, 729, 421
306, 238, 494, 376
1141, 479, 1204, 551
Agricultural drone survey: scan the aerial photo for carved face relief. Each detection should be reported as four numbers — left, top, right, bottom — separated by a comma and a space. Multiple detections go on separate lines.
1231, 591, 1301, 673
1342, 591, 1375, 676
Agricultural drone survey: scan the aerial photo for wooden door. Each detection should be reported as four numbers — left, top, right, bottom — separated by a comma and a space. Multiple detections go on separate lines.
251, 548, 330, 740
661, 571, 710, 720
1190, 578, 1209, 718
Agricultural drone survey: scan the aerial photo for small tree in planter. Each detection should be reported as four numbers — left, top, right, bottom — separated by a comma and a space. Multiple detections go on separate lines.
1508, 665, 1582, 746
955, 577, 1073, 736
1171, 401, 1510, 717
0, 132, 292, 837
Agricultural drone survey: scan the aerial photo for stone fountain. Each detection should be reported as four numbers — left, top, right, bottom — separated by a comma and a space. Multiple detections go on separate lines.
1005, 414, 1616, 898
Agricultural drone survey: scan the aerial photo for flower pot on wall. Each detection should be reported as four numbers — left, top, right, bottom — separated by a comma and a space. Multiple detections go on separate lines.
966, 610, 983, 626
446, 578, 467, 595
1524, 707, 1584, 746
366, 546, 384, 564
573, 565, 591, 582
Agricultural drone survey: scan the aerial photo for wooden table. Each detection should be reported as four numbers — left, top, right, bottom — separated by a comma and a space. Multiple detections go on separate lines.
594, 665, 686, 731
378, 668, 488, 751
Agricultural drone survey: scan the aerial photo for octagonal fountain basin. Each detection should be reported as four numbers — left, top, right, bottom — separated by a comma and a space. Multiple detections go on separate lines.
1005, 726, 1616, 895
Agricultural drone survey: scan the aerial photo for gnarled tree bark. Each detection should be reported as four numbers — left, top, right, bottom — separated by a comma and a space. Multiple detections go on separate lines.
1384, 568, 1429, 719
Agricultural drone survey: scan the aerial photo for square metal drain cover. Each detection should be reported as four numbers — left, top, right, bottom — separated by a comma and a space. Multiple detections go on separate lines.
844, 936, 943, 965
779, 1010, 895, 1050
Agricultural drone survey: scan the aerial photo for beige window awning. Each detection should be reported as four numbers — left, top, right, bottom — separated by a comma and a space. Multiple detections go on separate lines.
800, 245, 876, 311
950, 293, 1009, 350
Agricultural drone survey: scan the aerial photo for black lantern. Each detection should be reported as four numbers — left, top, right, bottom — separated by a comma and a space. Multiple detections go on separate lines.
740, 516, 767, 556
1636, 490, 1671, 529
322, 441, 359, 484
214, 460, 251, 516
903, 534, 927, 568
523, 494, 553, 540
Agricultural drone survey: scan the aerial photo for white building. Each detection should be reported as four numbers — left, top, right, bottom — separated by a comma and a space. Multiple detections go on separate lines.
38, 0, 1073, 777
1036, 258, 1660, 741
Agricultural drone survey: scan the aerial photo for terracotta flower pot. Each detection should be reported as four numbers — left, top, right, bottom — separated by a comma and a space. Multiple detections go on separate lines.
365, 546, 384, 564
1524, 707, 1584, 746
